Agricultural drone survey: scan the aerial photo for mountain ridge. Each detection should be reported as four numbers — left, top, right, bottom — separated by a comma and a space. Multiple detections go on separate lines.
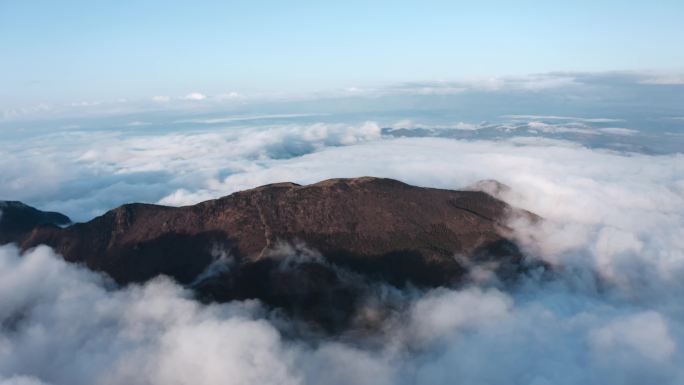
1, 177, 540, 331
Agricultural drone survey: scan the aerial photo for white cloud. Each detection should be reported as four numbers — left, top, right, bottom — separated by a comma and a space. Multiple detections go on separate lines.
151, 96, 171, 102
390, 119, 481, 131
183, 92, 206, 101
68, 100, 101, 107
590, 312, 676, 362
0, 121, 385, 219
164, 136, 683, 293
2, 119, 683, 290
214, 92, 244, 101
2, 111, 684, 384
504, 115, 624, 123
389, 74, 579, 96
2, 244, 684, 385
526, 121, 598, 135
176, 113, 325, 125
407, 288, 512, 345
125, 121, 150, 127
0, 245, 301, 385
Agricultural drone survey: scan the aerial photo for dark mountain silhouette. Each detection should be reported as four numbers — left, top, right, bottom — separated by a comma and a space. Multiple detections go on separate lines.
0, 201, 71, 245
1, 177, 541, 332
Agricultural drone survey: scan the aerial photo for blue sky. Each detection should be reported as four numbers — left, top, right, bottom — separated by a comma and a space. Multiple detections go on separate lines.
2, 1, 684, 108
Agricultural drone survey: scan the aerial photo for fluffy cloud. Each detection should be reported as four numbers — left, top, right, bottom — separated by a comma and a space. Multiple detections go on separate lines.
183, 92, 207, 101
0, 121, 382, 220
151, 95, 171, 102
0, 245, 299, 385
2, 118, 683, 288
2, 103, 684, 384
590, 311, 676, 363
2, 117, 683, 289
2, 243, 683, 385
407, 288, 512, 345
390, 119, 481, 131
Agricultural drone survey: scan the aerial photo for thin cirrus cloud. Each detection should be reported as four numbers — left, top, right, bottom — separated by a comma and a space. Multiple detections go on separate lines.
598, 127, 639, 136
153, 92, 208, 102
503, 115, 625, 123
0, 72, 684, 130
152, 95, 172, 102
151, 92, 243, 104
175, 113, 326, 125
2, 70, 684, 122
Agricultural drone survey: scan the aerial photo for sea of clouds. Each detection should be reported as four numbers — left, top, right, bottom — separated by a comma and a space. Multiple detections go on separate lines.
1, 94, 684, 385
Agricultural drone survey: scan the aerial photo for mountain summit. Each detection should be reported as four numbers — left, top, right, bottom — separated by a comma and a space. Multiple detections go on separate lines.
2, 177, 539, 331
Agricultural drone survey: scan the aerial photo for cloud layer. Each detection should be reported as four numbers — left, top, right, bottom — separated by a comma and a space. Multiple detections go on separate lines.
1, 96, 683, 384
2, 238, 683, 385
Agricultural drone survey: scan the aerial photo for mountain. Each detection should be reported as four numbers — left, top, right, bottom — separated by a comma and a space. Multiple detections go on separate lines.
0, 201, 71, 244
2, 177, 540, 331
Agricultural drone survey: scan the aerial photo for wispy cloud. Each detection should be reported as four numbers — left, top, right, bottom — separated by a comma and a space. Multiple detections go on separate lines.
525, 121, 598, 135
183, 92, 207, 101
599, 127, 639, 136
2, 124, 684, 383
126, 121, 151, 127
2, 86, 684, 385
175, 113, 326, 125
504, 115, 624, 123
151, 95, 171, 102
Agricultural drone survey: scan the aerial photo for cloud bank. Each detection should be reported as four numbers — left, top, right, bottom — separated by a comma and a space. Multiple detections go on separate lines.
1, 234, 683, 385
1, 80, 683, 384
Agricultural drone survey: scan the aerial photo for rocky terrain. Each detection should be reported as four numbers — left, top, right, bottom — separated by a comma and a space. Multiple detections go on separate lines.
1, 177, 540, 331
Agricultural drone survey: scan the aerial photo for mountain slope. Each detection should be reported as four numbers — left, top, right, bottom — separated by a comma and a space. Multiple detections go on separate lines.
3, 177, 539, 331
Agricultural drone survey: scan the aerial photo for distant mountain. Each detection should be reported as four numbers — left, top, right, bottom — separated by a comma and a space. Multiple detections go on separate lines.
2, 177, 540, 331
0, 200, 71, 244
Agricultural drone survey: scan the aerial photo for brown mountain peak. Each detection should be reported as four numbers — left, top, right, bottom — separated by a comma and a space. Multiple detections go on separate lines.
2, 178, 542, 331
